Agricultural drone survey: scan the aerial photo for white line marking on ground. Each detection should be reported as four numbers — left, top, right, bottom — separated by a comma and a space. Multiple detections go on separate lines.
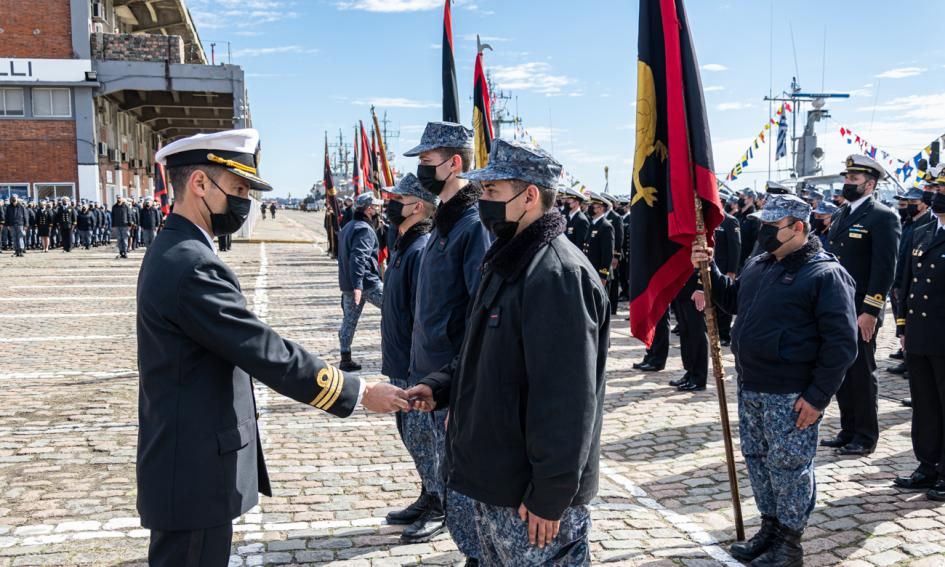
0, 296, 135, 302
0, 312, 128, 319
600, 462, 742, 566
0, 334, 131, 343
11, 284, 135, 289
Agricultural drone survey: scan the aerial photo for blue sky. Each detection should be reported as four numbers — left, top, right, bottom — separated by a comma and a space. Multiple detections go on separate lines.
188, 0, 945, 198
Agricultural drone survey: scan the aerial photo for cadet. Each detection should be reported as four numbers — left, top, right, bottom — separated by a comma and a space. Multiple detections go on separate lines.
811, 201, 838, 248
692, 194, 857, 567
765, 180, 793, 195
336, 192, 385, 371
379, 174, 438, 527
407, 139, 609, 567
602, 193, 625, 314
616, 195, 632, 302
112, 197, 131, 259
3, 195, 27, 257
821, 155, 901, 456
140, 198, 162, 247
36, 201, 53, 253
582, 192, 615, 287
76, 204, 94, 249
139, 129, 408, 566
894, 166, 945, 498
675, 271, 708, 391
27, 201, 37, 250
560, 186, 589, 247
402, 122, 491, 562
713, 206, 741, 346
260, 200, 267, 219
737, 190, 761, 269
56, 197, 77, 253
889, 187, 932, 377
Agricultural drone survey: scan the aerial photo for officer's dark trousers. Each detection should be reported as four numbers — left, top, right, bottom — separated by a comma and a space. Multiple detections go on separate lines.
608, 277, 620, 314
149, 523, 233, 567
619, 258, 630, 299
644, 310, 670, 368
716, 310, 733, 341
675, 298, 708, 386
61, 227, 73, 252
906, 353, 945, 477
836, 336, 879, 446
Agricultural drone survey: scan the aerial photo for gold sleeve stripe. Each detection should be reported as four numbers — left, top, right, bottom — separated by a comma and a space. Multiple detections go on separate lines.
863, 296, 885, 308
896, 318, 907, 325
314, 368, 340, 410
311, 367, 336, 408
320, 367, 345, 411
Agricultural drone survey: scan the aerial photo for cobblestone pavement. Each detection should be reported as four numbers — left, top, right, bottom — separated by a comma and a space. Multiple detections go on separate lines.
0, 210, 941, 566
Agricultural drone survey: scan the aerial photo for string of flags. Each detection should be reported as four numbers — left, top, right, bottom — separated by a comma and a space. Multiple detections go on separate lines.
837, 126, 912, 181
726, 102, 792, 181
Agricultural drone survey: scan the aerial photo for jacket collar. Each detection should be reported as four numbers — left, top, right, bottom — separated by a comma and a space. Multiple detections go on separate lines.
435, 182, 481, 236
483, 209, 566, 282
760, 235, 823, 272
833, 196, 874, 235
163, 213, 214, 251
395, 219, 433, 252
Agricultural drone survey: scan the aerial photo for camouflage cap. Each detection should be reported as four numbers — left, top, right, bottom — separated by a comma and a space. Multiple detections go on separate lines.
385, 173, 439, 205
750, 194, 812, 223
806, 189, 824, 201
355, 192, 383, 209
896, 187, 925, 200
842, 154, 887, 179
459, 138, 562, 188
814, 201, 839, 215
403, 121, 474, 157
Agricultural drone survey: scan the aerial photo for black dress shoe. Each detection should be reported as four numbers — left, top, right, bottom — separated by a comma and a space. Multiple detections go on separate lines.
836, 443, 875, 456
902, 398, 912, 408
720, 338, 732, 347
819, 436, 851, 448
890, 349, 905, 360
730, 516, 779, 561
400, 496, 446, 543
638, 362, 664, 372
671, 325, 680, 335
386, 490, 429, 525
894, 470, 937, 490
927, 480, 945, 502
887, 362, 908, 375
632, 360, 649, 370
669, 376, 690, 387
678, 381, 706, 392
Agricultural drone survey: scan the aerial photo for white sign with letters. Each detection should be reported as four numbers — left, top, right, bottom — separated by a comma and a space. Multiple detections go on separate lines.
0, 59, 92, 82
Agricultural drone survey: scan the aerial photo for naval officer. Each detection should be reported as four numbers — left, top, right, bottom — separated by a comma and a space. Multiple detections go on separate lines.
137, 129, 409, 567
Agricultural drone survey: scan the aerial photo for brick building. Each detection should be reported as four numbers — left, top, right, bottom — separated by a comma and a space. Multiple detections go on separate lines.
0, 0, 251, 204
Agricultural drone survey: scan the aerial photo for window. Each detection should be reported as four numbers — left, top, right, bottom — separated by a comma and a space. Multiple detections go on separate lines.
34, 183, 75, 201
0, 88, 25, 117
32, 88, 72, 118
0, 184, 29, 199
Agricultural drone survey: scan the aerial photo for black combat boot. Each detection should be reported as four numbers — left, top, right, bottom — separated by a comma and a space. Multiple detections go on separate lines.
339, 352, 361, 372
750, 524, 803, 567
386, 487, 429, 525
399, 494, 445, 543
730, 516, 779, 561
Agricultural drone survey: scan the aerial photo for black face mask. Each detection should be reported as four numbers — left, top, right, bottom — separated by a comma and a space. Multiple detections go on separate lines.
833, 197, 844, 206
386, 200, 406, 226
922, 191, 935, 206
898, 207, 910, 221
417, 158, 452, 196
757, 223, 794, 254
905, 204, 920, 218
842, 182, 865, 203
812, 218, 827, 233
479, 188, 528, 240
203, 177, 252, 236
931, 193, 945, 215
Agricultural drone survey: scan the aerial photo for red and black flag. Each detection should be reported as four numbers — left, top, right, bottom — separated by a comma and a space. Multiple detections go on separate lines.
629, 0, 723, 346
442, 0, 460, 123
324, 133, 338, 214
359, 121, 375, 195
153, 162, 170, 215
472, 43, 494, 168
352, 126, 361, 196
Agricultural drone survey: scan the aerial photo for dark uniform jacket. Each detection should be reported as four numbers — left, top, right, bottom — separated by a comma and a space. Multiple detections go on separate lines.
136, 214, 361, 530
4, 203, 27, 226
582, 215, 615, 281
139, 206, 162, 230
27, 207, 36, 227
57, 205, 76, 227
36, 209, 53, 229
607, 210, 625, 261
112, 203, 130, 227
738, 208, 760, 268
564, 209, 589, 248
621, 214, 631, 259
409, 184, 491, 380
130, 205, 141, 226
420, 212, 609, 521
76, 211, 93, 231
337, 212, 381, 292
710, 237, 858, 410
897, 221, 945, 355
826, 197, 900, 319
380, 221, 432, 382
714, 213, 742, 275
894, 210, 932, 293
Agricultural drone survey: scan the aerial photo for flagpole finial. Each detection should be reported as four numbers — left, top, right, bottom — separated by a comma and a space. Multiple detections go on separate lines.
477, 34, 493, 55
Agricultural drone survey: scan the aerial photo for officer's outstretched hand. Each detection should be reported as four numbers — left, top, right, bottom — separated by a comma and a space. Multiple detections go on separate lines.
404, 384, 436, 413
519, 503, 559, 549
793, 396, 822, 430
691, 244, 714, 268
361, 382, 410, 413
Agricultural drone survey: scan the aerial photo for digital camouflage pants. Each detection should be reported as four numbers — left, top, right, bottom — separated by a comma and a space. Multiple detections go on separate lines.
338, 287, 383, 354
473, 500, 591, 566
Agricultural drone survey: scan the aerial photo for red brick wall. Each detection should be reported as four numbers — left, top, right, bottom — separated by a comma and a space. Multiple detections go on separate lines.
0, 0, 74, 58
0, 121, 77, 183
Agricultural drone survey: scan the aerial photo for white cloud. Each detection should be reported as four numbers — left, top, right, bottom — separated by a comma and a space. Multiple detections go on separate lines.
704, 86, 725, 92
858, 93, 945, 127
336, 0, 442, 12
353, 97, 439, 109
232, 45, 319, 57
875, 67, 926, 79
189, 0, 298, 28
716, 102, 753, 111
848, 83, 873, 97
491, 62, 574, 95
701, 63, 728, 72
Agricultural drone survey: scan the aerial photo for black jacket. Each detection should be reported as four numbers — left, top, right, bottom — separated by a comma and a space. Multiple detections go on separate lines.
710, 237, 858, 410
380, 221, 432, 381
337, 212, 381, 292
136, 214, 361, 530
139, 206, 162, 229
564, 209, 589, 248
894, 210, 932, 290
3, 203, 27, 226
897, 221, 945, 355
607, 209, 624, 260
76, 211, 94, 231
420, 211, 610, 520
714, 213, 741, 275
826, 197, 900, 319
582, 216, 615, 280
56, 205, 77, 228
112, 203, 130, 227
737, 209, 760, 269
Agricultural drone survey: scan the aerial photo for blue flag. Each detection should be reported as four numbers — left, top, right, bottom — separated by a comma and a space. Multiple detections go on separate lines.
776, 112, 788, 160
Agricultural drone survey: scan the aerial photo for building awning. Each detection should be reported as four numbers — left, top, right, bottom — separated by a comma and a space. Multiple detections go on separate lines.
113, 0, 208, 64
